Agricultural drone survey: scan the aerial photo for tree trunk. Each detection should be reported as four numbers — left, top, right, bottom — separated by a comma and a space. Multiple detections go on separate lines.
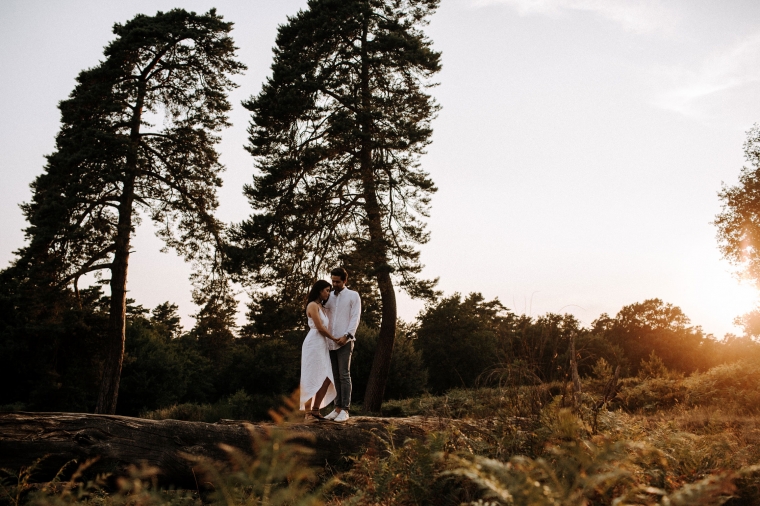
357, 15, 397, 413
0, 412, 436, 488
570, 335, 582, 408
364, 271, 397, 412
95, 85, 145, 415
95, 178, 134, 415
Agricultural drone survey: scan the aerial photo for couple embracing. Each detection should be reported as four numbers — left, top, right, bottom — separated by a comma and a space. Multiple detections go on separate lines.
300, 267, 361, 422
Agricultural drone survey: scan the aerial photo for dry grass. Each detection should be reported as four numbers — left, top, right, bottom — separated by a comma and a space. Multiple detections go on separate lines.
8, 361, 760, 505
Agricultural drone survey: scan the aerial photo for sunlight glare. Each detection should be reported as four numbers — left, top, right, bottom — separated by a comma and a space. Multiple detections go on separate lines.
707, 277, 759, 336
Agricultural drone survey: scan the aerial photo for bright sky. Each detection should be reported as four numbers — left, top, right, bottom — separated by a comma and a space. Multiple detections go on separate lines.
2, 0, 760, 338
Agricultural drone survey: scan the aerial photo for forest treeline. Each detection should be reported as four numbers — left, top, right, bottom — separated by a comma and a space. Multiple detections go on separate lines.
2, 1, 444, 414
4, 0, 760, 420
2, 279, 758, 418
9, 3, 760, 505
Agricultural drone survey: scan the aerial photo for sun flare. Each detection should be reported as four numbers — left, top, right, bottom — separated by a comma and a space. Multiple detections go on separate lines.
708, 279, 759, 334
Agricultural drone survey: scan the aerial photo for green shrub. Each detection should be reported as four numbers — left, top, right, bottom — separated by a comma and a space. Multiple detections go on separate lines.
118, 317, 215, 416
142, 389, 286, 423
683, 360, 760, 414
617, 376, 687, 412
451, 407, 758, 506
615, 360, 760, 415
350, 322, 428, 402
381, 383, 559, 421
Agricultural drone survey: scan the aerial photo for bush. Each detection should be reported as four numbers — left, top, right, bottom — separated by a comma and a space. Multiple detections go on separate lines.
683, 360, 760, 414
380, 384, 557, 422
615, 360, 760, 415
350, 322, 428, 403
214, 336, 301, 400
118, 318, 214, 416
617, 376, 687, 412
142, 389, 287, 422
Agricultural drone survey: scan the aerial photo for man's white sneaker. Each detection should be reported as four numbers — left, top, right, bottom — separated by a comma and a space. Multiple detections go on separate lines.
324, 409, 339, 421
334, 410, 350, 422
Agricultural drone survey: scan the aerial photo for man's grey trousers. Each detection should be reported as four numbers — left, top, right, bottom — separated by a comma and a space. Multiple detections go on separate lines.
329, 341, 354, 409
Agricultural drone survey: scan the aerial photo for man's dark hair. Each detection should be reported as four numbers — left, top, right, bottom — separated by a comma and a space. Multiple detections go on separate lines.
330, 267, 348, 281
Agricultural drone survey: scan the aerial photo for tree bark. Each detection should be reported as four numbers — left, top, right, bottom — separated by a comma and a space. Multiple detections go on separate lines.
364, 271, 397, 412
358, 12, 398, 414
570, 335, 582, 408
0, 412, 438, 488
96, 177, 134, 415
95, 83, 145, 415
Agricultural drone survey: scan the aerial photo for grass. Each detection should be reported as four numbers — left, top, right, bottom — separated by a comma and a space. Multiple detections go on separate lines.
8, 360, 760, 505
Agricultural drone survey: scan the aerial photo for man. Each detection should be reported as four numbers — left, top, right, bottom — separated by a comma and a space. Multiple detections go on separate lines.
323, 267, 361, 422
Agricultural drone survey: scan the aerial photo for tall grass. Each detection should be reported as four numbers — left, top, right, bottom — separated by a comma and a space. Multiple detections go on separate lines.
6, 360, 760, 505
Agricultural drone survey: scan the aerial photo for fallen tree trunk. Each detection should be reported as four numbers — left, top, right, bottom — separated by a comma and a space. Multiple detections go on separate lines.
0, 412, 443, 488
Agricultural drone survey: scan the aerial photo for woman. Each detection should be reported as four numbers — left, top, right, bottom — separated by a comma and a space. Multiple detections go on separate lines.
300, 279, 339, 420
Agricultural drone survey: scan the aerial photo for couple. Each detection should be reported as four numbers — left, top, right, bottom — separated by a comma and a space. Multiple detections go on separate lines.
300, 267, 361, 422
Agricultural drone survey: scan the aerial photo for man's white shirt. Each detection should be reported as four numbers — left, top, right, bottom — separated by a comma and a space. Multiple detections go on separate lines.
324, 287, 361, 351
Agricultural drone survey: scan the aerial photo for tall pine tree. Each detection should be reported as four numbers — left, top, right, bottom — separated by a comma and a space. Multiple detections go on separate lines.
13, 9, 244, 413
230, 0, 441, 411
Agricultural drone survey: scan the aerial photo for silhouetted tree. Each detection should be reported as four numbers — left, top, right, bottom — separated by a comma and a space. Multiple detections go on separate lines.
416, 293, 509, 393
188, 292, 238, 362
12, 9, 244, 413
150, 302, 183, 341
734, 308, 760, 339
230, 0, 441, 410
0, 282, 108, 412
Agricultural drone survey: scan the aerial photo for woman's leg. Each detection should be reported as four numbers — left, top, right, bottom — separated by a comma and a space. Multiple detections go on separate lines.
312, 377, 332, 412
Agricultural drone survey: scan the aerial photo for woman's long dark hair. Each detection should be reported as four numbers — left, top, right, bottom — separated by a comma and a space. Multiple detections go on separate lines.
306, 280, 331, 308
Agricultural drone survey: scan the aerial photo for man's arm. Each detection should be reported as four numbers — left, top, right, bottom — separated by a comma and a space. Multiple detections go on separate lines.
346, 291, 361, 338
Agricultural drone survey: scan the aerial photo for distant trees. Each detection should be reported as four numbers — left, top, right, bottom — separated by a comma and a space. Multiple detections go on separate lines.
230, 0, 442, 411
594, 299, 709, 374
10, 9, 244, 413
416, 293, 510, 392
413, 294, 716, 393
0, 284, 108, 412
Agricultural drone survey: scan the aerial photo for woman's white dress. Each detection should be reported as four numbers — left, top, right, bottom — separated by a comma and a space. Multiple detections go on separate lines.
300, 306, 336, 410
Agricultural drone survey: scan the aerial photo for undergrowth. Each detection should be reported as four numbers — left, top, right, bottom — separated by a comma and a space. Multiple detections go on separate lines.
6, 360, 760, 505
141, 390, 284, 423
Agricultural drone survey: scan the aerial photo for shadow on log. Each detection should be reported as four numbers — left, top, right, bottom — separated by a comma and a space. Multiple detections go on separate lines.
0, 412, 446, 488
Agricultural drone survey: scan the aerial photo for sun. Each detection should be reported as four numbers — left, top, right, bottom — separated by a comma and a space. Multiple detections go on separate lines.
715, 280, 759, 331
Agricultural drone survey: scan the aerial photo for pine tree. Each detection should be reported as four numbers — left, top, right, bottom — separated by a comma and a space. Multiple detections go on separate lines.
229, 0, 441, 411
13, 9, 245, 413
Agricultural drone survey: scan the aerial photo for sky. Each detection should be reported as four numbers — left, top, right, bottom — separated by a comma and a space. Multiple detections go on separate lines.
2, 0, 760, 338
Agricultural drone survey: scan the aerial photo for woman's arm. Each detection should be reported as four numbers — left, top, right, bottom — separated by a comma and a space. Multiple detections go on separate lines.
307, 302, 337, 341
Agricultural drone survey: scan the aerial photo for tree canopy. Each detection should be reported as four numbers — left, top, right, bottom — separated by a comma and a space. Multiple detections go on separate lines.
595, 298, 708, 374
10, 8, 244, 413
229, 0, 442, 410
716, 124, 760, 287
